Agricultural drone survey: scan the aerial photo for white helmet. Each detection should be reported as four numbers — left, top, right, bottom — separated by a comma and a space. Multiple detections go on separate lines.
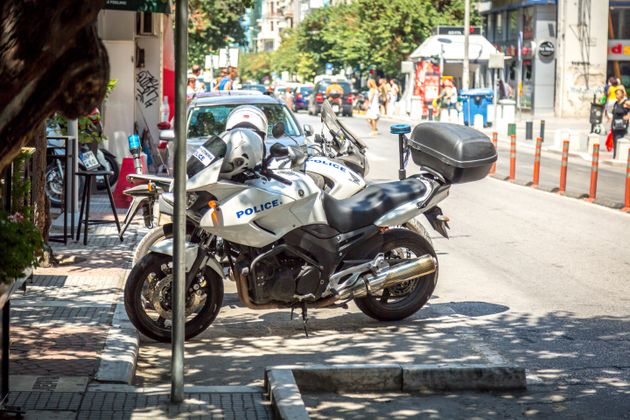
225, 105, 268, 139
220, 128, 264, 178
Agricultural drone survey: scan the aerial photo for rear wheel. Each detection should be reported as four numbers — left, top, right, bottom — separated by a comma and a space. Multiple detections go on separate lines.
124, 253, 223, 342
354, 228, 437, 322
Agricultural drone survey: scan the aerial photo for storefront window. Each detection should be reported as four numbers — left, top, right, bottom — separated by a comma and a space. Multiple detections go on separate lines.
522, 7, 534, 40
508, 10, 519, 42
610, 8, 630, 39
496, 12, 505, 42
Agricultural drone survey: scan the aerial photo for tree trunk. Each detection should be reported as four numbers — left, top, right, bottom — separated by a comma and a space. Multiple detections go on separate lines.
27, 124, 48, 242
0, 0, 109, 172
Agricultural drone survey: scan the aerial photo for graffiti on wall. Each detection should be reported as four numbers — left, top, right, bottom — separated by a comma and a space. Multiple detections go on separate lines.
136, 70, 159, 107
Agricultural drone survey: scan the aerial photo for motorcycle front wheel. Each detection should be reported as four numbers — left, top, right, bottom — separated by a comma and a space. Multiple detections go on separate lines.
124, 253, 224, 342
354, 228, 438, 322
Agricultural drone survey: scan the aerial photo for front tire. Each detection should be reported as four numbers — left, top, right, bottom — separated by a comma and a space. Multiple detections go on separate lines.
124, 253, 223, 342
354, 228, 437, 322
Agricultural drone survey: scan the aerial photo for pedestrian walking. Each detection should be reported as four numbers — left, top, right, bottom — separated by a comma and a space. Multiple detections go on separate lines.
186, 73, 197, 103
605, 76, 622, 121
284, 87, 295, 111
214, 68, 227, 91
388, 79, 400, 116
219, 67, 237, 91
610, 86, 630, 159
191, 64, 206, 93
365, 79, 380, 136
378, 78, 390, 116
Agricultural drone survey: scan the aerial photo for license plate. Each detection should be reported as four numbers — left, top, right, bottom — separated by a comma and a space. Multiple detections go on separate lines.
332, 105, 340, 113
80, 151, 100, 170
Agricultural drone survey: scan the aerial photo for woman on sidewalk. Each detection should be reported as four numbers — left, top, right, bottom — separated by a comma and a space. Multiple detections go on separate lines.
365, 79, 380, 136
610, 87, 630, 159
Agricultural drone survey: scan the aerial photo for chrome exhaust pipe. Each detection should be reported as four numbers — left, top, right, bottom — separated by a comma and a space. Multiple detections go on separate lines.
336, 254, 437, 300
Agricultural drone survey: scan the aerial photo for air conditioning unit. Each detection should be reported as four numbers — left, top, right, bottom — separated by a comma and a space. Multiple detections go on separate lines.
136, 12, 156, 36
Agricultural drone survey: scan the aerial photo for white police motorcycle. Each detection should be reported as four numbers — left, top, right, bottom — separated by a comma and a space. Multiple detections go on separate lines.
129, 102, 426, 264
124, 112, 497, 342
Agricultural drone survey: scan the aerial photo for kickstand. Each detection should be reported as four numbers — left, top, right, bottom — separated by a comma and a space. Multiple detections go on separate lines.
300, 302, 309, 338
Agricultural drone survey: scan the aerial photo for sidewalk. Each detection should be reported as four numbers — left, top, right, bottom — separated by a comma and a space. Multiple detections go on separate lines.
5, 195, 272, 419
364, 111, 628, 166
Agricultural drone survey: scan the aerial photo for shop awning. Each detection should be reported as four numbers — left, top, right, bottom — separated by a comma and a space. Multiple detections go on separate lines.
104, 0, 172, 13
409, 34, 499, 63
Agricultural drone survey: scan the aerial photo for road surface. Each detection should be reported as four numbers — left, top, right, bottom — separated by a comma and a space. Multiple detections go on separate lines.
134, 112, 630, 417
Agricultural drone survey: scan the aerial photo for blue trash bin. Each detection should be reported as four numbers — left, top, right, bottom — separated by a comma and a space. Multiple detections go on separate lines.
460, 88, 494, 127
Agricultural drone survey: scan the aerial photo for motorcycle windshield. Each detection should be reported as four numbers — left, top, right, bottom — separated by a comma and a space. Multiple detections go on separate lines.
186, 136, 227, 179
321, 101, 367, 150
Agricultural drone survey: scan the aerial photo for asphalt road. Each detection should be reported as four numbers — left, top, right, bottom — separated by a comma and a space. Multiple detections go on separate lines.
134, 112, 630, 417
295, 112, 630, 416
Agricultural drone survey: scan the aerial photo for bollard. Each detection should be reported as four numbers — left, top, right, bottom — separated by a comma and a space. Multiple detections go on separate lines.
532, 137, 542, 188
525, 121, 533, 141
508, 134, 516, 181
428, 107, 433, 121
622, 153, 630, 212
490, 132, 498, 175
540, 120, 545, 141
558, 140, 570, 194
586, 144, 600, 202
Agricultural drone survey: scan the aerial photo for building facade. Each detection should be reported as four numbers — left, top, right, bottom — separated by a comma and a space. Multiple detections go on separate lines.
249, 0, 327, 52
480, 0, 630, 117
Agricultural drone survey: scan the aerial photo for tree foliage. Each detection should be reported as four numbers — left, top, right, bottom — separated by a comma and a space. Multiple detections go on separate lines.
274, 0, 476, 78
188, 0, 253, 66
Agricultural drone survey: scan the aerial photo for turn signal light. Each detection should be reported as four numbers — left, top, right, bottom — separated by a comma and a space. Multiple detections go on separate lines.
208, 200, 220, 224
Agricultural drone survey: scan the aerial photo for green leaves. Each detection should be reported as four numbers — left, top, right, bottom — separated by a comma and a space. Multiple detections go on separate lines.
270, 0, 472, 77
187, 0, 254, 66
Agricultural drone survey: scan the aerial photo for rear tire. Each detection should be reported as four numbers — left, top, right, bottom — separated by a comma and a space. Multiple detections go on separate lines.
354, 228, 437, 322
124, 253, 223, 342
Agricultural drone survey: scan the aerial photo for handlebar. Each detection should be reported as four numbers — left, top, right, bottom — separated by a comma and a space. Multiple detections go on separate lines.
260, 168, 293, 186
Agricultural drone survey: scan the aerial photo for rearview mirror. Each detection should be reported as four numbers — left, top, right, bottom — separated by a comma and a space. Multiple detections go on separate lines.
159, 129, 175, 142
269, 142, 289, 158
272, 122, 286, 139
303, 124, 313, 137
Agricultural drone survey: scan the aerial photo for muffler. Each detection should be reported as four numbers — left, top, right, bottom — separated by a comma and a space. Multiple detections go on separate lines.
336, 254, 437, 300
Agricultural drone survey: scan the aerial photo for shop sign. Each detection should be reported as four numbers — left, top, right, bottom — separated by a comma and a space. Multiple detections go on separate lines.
104, 0, 171, 14
608, 40, 630, 61
538, 41, 555, 59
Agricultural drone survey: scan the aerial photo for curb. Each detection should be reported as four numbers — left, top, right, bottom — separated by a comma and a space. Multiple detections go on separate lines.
264, 368, 310, 420
95, 292, 139, 384
265, 363, 527, 419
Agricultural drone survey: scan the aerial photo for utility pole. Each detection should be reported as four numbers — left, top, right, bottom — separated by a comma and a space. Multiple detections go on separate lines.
462, 0, 471, 90
171, 0, 188, 404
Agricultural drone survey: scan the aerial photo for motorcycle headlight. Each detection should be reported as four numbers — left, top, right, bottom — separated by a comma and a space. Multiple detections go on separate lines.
186, 192, 198, 209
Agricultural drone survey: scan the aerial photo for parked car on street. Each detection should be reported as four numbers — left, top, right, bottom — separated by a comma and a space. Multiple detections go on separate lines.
186, 92, 305, 154
240, 83, 268, 95
294, 85, 313, 111
307, 79, 353, 117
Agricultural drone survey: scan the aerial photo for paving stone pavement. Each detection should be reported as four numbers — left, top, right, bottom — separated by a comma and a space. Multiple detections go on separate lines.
6, 195, 273, 418
10, 197, 140, 378
5, 391, 272, 419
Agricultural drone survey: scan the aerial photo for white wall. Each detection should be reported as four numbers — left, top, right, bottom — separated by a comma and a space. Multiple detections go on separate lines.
555, 0, 609, 117
135, 32, 163, 157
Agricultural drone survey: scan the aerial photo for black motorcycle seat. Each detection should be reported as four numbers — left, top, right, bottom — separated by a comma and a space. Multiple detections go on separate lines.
323, 177, 427, 233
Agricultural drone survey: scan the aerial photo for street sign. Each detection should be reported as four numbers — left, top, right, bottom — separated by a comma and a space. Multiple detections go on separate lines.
538, 41, 555, 59
489, 53, 505, 69
218, 48, 239, 68
434, 26, 482, 35
401, 61, 414, 73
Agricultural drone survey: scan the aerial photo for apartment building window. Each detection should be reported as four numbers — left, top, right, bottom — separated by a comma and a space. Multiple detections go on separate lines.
610, 7, 630, 39
271, 20, 274, 31
495, 12, 505, 42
